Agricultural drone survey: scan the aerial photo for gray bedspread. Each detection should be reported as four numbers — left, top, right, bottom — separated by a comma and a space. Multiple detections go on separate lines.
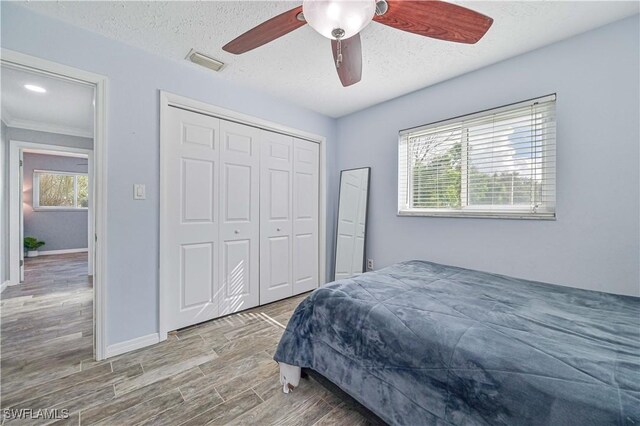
274, 261, 640, 425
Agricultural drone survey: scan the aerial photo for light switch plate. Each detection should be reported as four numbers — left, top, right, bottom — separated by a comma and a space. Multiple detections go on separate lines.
133, 184, 146, 200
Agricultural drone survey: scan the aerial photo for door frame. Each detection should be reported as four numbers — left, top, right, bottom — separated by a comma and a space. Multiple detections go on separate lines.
2, 48, 109, 360
159, 91, 327, 340
9, 142, 93, 281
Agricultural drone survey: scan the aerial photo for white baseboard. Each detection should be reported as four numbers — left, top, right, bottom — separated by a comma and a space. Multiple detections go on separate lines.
37, 248, 89, 256
105, 333, 160, 358
1, 281, 9, 293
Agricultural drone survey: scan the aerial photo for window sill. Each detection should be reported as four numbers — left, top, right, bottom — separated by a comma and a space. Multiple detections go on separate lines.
397, 210, 556, 220
33, 208, 89, 212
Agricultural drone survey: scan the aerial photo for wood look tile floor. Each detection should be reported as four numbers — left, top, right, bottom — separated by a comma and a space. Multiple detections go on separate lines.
1, 254, 371, 425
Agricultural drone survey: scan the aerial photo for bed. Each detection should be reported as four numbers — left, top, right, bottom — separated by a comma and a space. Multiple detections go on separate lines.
274, 260, 640, 425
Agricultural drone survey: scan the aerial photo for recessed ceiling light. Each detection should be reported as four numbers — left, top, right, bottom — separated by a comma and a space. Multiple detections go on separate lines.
24, 84, 46, 93
186, 49, 225, 72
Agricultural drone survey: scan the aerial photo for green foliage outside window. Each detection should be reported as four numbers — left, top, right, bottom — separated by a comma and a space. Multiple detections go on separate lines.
38, 174, 75, 207
35, 172, 89, 209
411, 141, 542, 209
412, 142, 461, 209
77, 175, 89, 208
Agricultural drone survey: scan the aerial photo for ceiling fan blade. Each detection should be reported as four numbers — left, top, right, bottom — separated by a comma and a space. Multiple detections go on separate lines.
374, 1, 493, 44
331, 34, 362, 87
223, 6, 305, 54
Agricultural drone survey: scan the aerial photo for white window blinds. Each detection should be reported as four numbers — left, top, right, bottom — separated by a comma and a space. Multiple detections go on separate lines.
398, 94, 556, 219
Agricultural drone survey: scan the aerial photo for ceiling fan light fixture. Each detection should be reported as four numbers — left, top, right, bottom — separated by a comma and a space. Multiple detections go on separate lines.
303, 0, 376, 40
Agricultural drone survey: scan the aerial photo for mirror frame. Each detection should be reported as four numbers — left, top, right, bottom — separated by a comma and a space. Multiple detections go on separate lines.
334, 167, 371, 281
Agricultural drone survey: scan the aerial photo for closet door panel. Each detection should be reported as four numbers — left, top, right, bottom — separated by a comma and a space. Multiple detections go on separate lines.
222, 239, 251, 298
164, 107, 220, 331
219, 120, 260, 315
260, 131, 294, 304
293, 138, 320, 295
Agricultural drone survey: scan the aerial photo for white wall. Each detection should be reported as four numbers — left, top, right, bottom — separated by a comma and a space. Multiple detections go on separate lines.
335, 15, 640, 296
1, 2, 338, 346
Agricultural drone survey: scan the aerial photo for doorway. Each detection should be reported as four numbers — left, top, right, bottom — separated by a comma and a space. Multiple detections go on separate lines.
1, 49, 107, 361
11, 144, 94, 281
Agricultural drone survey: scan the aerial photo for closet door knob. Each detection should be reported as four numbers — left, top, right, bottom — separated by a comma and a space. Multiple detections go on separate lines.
234, 230, 240, 234
277, 228, 281, 232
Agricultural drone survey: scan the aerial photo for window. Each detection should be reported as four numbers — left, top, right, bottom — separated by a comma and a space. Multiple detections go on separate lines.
33, 170, 89, 210
398, 95, 556, 219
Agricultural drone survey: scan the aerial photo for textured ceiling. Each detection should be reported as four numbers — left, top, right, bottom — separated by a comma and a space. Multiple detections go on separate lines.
17, 1, 639, 118
1, 64, 95, 137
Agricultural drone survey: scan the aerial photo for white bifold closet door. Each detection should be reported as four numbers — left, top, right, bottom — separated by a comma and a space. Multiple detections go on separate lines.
260, 132, 294, 304
292, 139, 320, 294
219, 120, 260, 315
164, 107, 221, 331
260, 134, 319, 304
164, 108, 261, 331
164, 105, 319, 331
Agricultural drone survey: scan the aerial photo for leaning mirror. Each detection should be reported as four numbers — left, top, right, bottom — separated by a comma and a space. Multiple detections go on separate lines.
334, 167, 370, 280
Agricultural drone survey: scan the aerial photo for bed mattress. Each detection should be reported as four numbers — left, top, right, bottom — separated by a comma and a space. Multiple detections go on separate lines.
274, 261, 640, 425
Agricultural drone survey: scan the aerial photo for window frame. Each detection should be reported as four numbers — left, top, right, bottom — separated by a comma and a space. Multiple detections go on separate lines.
33, 169, 89, 211
398, 94, 556, 220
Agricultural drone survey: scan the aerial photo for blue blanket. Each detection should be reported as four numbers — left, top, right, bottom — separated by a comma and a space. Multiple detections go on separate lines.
274, 261, 640, 425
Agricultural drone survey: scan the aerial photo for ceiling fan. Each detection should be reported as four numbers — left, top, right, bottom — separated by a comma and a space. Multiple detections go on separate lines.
223, 0, 493, 87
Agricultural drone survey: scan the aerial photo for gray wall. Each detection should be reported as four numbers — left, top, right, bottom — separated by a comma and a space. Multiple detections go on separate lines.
6, 127, 93, 150
22, 153, 88, 252
335, 16, 640, 297
1, 121, 8, 283
1, 2, 337, 346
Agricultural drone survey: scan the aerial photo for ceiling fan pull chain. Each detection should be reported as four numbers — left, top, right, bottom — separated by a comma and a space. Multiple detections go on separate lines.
336, 38, 343, 69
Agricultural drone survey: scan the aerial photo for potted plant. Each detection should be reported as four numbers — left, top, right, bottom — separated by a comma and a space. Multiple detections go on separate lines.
24, 237, 45, 258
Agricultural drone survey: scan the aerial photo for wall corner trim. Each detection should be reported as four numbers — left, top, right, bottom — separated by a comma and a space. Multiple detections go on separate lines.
1, 281, 10, 294
105, 333, 160, 359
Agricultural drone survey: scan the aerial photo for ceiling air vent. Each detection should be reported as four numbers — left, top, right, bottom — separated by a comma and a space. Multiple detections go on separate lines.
186, 49, 225, 72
